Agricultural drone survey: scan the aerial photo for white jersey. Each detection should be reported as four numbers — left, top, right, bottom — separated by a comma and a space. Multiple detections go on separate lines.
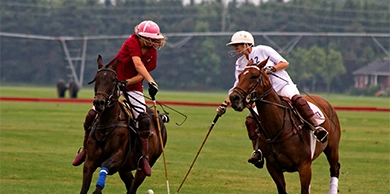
229, 45, 298, 98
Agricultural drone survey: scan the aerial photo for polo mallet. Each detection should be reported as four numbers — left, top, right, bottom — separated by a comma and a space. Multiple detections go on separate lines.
152, 95, 170, 194
175, 114, 220, 194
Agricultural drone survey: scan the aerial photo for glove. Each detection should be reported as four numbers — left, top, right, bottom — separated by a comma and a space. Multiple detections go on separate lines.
263, 66, 276, 74
119, 80, 127, 88
216, 101, 229, 116
148, 81, 158, 100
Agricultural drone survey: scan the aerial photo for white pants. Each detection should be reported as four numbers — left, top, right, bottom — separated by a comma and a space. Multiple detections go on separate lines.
253, 83, 300, 115
91, 90, 146, 119
278, 84, 300, 99
124, 90, 146, 119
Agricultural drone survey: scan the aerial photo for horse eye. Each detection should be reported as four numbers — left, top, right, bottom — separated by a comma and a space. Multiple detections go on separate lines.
250, 74, 258, 80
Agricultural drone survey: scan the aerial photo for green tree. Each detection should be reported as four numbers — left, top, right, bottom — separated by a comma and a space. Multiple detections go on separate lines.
321, 49, 346, 93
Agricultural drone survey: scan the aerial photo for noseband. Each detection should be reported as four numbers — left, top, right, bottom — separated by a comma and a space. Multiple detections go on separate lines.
232, 66, 273, 105
89, 68, 120, 108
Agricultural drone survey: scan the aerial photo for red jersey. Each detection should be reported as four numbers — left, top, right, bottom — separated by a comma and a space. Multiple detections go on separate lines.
109, 34, 157, 92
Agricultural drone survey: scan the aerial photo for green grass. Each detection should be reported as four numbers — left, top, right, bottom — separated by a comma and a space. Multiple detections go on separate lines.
1, 86, 389, 193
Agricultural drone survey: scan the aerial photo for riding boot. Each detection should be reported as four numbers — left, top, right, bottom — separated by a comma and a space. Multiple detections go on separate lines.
292, 95, 328, 143
72, 109, 97, 166
245, 114, 264, 168
137, 112, 152, 176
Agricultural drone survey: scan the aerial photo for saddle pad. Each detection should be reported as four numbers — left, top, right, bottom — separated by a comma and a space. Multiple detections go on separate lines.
120, 101, 133, 120
310, 131, 316, 159
308, 102, 325, 125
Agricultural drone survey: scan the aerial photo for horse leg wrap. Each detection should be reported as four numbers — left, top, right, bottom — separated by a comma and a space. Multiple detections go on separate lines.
96, 167, 109, 189
329, 177, 339, 194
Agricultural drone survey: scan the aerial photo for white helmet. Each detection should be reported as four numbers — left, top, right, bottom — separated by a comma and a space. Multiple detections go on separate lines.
226, 30, 254, 46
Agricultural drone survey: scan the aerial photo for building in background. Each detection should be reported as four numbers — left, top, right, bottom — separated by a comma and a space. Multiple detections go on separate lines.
353, 58, 390, 92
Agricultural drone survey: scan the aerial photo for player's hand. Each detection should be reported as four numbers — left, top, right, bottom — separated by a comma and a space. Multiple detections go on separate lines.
148, 81, 158, 100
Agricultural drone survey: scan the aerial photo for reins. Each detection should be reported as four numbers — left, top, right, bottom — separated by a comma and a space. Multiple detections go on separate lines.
233, 66, 295, 144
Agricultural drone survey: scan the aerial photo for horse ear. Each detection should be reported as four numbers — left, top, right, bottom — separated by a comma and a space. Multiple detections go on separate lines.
97, 55, 104, 69
257, 57, 270, 69
111, 58, 119, 70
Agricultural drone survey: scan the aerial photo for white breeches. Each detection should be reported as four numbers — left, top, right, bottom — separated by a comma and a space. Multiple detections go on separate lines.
278, 84, 300, 99
91, 90, 146, 119
124, 90, 146, 119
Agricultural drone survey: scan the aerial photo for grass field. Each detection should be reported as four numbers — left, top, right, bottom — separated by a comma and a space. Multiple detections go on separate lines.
0, 86, 389, 193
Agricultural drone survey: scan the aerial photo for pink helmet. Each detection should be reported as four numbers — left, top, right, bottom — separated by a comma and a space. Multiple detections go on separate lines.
136, 20, 164, 39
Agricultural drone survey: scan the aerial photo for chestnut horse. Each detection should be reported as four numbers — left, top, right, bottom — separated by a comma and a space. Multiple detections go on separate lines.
229, 58, 341, 194
79, 55, 167, 194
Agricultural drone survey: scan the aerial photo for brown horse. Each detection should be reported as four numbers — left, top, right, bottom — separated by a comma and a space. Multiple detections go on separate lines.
228, 58, 341, 194
80, 55, 167, 194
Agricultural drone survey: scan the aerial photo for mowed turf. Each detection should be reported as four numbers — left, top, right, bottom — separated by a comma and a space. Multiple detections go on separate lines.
0, 86, 389, 193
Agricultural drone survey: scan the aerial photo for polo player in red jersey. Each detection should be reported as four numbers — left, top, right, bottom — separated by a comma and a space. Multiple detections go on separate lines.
72, 20, 168, 177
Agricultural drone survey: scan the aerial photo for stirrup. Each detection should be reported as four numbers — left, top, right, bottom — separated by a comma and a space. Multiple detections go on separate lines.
76, 146, 84, 154
314, 126, 328, 143
136, 156, 149, 170
248, 149, 264, 169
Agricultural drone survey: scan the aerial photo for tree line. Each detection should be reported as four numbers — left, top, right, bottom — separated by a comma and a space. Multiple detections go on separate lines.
1, 0, 389, 93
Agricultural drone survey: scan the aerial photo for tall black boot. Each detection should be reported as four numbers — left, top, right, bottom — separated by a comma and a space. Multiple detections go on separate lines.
292, 95, 328, 143
245, 114, 264, 168
72, 109, 97, 166
137, 112, 152, 176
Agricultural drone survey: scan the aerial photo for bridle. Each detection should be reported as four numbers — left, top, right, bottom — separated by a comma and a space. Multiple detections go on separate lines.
232, 65, 293, 144
231, 66, 274, 107
89, 68, 121, 108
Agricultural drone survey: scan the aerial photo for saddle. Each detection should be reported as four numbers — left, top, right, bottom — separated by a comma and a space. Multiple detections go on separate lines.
120, 100, 133, 121
279, 96, 325, 128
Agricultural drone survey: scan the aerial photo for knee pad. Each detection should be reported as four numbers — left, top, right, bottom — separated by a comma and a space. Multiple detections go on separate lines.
137, 112, 151, 138
85, 109, 97, 126
291, 95, 313, 118
245, 115, 258, 140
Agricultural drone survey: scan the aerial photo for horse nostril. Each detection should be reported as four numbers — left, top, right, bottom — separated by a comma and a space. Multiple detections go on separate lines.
93, 99, 105, 107
230, 94, 240, 104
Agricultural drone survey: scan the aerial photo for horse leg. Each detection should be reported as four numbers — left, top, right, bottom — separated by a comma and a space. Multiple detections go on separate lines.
128, 170, 147, 194
297, 162, 312, 194
80, 160, 98, 194
92, 152, 124, 193
324, 145, 340, 194
266, 163, 287, 194
119, 171, 134, 194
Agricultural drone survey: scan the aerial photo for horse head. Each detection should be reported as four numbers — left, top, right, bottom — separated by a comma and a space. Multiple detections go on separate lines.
92, 55, 120, 113
229, 57, 273, 111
